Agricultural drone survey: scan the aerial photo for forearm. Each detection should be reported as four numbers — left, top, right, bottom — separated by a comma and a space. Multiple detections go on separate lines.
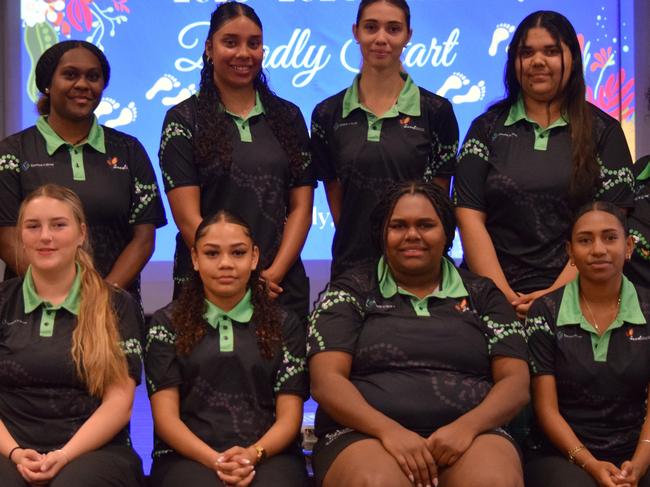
167, 186, 202, 249
0, 419, 20, 458
630, 392, 650, 475
548, 260, 578, 293
104, 225, 155, 288
155, 413, 219, 467
248, 394, 303, 459
324, 180, 342, 227
432, 177, 451, 196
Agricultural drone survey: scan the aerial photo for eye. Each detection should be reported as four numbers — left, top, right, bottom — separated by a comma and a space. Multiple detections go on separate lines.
53, 222, 68, 229
223, 38, 237, 48
388, 222, 405, 230
232, 249, 247, 257
518, 48, 534, 58
387, 24, 403, 34
205, 250, 219, 258
62, 69, 77, 79
24, 223, 40, 230
362, 22, 378, 33
86, 71, 102, 82
248, 39, 261, 49
544, 47, 562, 56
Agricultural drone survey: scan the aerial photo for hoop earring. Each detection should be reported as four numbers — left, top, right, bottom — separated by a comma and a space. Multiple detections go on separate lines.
206, 56, 213, 65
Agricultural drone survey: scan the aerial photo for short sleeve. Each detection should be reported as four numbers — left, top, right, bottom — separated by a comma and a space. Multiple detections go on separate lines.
114, 289, 145, 384
144, 306, 182, 396
453, 115, 492, 211
287, 103, 316, 188
128, 137, 167, 228
425, 97, 459, 179
274, 311, 309, 398
158, 103, 199, 193
0, 135, 23, 226
525, 297, 557, 376
310, 100, 336, 182
471, 276, 528, 361
307, 281, 365, 357
594, 117, 635, 207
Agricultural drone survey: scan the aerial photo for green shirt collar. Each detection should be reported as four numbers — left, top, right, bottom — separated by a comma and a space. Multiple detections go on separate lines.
342, 73, 421, 119
224, 91, 265, 120
377, 256, 468, 300
636, 158, 650, 182
36, 116, 105, 155
504, 96, 568, 128
203, 289, 254, 327
557, 275, 646, 328
22, 264, 82, 315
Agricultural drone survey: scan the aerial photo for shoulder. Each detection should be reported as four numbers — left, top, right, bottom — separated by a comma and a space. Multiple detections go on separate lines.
0, 126, 41, 154
150, 302, 176, 328
418, 86, 454, 113
472, 106, 506, 129
587, 102, 621, 133
457, 267, 500, 294
312, 89, 347, 119
163, 95, 199, 125
0, 278, 24, 310
632, 283, 650, 315
529, 286, 564, 318
328, 262, 377, 300
101, 125, 146, 152
110, 287, 142, 318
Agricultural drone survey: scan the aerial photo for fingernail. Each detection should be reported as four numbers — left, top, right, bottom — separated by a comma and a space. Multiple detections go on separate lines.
409, 474, 415, 483
434, 478, 439, 487
216, 456, 224, 463
243, 459, 251, 464
418, 483, 423, 487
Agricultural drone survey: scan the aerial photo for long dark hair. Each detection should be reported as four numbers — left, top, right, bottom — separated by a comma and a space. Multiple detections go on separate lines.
370, 181, 456, 257
172, 210, 281, 359
491, 10, 598, 207
355, 0, 411, 29
195, 2, 304, 176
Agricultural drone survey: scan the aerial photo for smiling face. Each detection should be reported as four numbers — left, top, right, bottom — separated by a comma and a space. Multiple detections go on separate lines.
384, 193, 446, 281
567, 210, 634, 284
47, 47, 105, 123
353, 1, 411, 71
205, 15, 264, 92
191, 220, 259, 306
515, 26, 572, 103
20, 196, 86, 275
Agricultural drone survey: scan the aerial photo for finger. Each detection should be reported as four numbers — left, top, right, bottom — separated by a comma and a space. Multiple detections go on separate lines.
235, 469, 256, 487
216, 469, 244, 485
404, 454, 424, 486
422, 447, 438, 482
215, 460, 244, 474
393, 454, 415, 484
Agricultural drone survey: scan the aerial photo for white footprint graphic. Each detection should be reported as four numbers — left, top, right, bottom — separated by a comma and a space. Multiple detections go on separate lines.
104, 101, 137, 128
162, 83, 197, 106
436, 72, 470, 97
452, 81, 486, 105
488, 23, 515, 56
95, 97, 120, 118
146, 74, 181, 100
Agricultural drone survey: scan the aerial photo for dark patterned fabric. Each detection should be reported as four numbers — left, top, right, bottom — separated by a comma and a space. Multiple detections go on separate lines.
310, 80, 458, 278
526, 283, 650, 460
626, 155, 650, 288
0, 277, 143, 452
454, 103, 634, 293
159, 95, 314, 317
144, 301, 308, 457
306, 262, 527, 438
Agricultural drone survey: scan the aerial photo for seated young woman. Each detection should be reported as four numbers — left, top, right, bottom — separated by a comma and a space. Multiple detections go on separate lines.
0, 184, 144, 487
308, 181, 530, 487
526, 201, 650, 487
145, 210, 309, 487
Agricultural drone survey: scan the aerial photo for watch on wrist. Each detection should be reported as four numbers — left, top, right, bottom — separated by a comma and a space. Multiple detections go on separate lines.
253, 444, 266, 463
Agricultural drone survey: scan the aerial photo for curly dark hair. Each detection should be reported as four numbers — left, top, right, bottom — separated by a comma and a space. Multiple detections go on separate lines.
194, 1, 304, 176
370, 181, 456, 257
491, 10, 598, 208
172, 210, 282, 359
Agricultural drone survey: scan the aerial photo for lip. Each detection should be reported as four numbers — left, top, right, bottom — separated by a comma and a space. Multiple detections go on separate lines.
230, 64, 253, 74
36, 248, 56, 255
588, 261, 612, 269
370, 50, 390, 57
399, 247, 427, 257
215, 276, 237, 284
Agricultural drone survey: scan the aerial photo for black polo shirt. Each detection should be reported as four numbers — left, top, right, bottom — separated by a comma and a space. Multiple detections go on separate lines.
0, 117, 167, 299
145, 291, 309, 457
159, 93, 315, 317
0, 268, 143, 452
306, 258, 527, 438
526, 277, 650, 460
626, 155, 650, 288
311, 74, 459, 278
454, 99, 634, 293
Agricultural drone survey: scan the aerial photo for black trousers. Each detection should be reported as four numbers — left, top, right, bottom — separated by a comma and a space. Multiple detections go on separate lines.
0, 444, 144, 487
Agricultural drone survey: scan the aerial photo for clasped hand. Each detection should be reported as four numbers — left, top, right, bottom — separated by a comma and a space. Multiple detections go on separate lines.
214, 445, 258, 487
13, 448, 69, 485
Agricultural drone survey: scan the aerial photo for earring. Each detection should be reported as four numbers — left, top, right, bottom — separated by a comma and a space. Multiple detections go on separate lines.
206, 56, 213, 65
570, 261, 575, 267
45, 88, 50, 95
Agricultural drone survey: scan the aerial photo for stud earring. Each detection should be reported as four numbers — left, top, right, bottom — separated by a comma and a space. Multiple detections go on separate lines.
45, 88, 50, 95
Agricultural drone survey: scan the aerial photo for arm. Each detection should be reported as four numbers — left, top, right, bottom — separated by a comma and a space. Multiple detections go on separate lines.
427, 357, 529, 466
0, 226, 25, 275
511, 262, 578, 317
166, 186, 202, 249
324, 180, 342, 227
104, 224, 155, 288
618, 386, 650, 486
432, 177, 451, 196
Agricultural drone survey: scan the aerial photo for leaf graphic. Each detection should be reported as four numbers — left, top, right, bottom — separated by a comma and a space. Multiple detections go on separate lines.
24, 22, 58, 103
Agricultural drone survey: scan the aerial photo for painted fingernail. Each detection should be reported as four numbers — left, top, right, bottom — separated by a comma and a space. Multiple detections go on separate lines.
216, 456, 224, 463
418, 483, 423, 487
434, 478, 439, 487
409, 473, 415, 483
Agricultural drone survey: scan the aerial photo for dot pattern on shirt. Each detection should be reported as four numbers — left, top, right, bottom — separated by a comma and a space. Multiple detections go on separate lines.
458, 137, 489, 162
482, 315, 527, 354
631, 230, 650, 260
120, 337, 143, 361
597, 155, 635, 197
307, 289, 363, 354
274, 345, 306, 393
0, 154, 19, 172
129, 178, 160, 224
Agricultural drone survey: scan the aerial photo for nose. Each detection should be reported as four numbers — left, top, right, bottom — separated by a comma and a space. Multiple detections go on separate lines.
218, 253, 235, 268
374, 28, 388, 44
39, 226, 53, 242
530, 50, 545, 66
405, 225, 420, 240
591, 237, 606, 255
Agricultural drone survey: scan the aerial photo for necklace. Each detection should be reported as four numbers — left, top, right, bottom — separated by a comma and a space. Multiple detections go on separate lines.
580, 293, 621, 334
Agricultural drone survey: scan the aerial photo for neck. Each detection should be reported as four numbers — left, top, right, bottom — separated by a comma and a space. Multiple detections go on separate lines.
205, 288, 246, 312
392, 266, 441, 300
47, 113, 93, 145
522, 95, 563, 128
31, 264, 77, 306
216, 81, 257, 118
579, 274, 622, 305
358, 68, 404, 101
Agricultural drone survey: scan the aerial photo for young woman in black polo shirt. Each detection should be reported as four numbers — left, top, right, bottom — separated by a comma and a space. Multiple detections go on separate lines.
308, 182, 529, 487
145, 211, 308, 487
0, 184, 144, 487
311, 0, 459, 278
526, 201, 650, 487
454, 11, 634, 319
626, 155, 650, 289
160, 2, 314, 318
0, 40, 166, 302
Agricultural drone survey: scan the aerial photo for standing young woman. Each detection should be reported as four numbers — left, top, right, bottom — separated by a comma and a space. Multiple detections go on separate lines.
526, 202, 650, 487
454, 11, 634, 318
626, 154, 650, 288
145, 211, 308, 487
311, 0, 459, 278
160, 2, 314, 318
0, 40, 166, 301
308, 182, 529, 487
0, 184, 144, 487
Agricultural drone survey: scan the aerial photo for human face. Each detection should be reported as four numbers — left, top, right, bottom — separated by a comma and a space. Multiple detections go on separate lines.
205, 16, 263, 92
191, 221, 260, 306
353, 1, 411, 70
384, 193, 446, 280
20, 197, 86, 275
567, 210, 634, 284
515, 27, 573, 103
48, 47, 105, 123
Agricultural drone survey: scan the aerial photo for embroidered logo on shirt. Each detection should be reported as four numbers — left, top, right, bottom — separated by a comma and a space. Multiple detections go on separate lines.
455, 298, 470, 313
2, 319, 28, 327
21, 161, 55, 171
491, 132, 519, 140
627, 328, 650, 341
333, 121, 358, 131
557, 330, 583, 340
365, 298, 395, 313
399, 116, 425, 132
106, 157, 128, 170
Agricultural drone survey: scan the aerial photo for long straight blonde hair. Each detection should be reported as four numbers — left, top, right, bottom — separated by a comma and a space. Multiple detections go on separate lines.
17, 184, 129, 397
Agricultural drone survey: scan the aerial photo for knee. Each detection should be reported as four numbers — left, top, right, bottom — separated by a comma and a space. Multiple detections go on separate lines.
461, 468, 523, 487
326, 466, 411, 487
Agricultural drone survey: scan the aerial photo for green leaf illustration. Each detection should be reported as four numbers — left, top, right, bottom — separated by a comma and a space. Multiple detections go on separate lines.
25, 22, 58, 103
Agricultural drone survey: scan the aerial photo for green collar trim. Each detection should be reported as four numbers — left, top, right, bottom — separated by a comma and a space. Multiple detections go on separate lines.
224, 92, 265, 120
36, 116, 105, 155
377, 256, 468, 300
342, 73, 421, 119
203, 289, 253, 327
23, 264, 82, 315
636, 159, 650, 182
504, 96, 568, 128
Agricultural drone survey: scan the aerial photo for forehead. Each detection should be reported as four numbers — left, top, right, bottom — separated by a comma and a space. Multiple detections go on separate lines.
359, 1, 407, 22
521, 26, 560, 47
573, 210, 624, 232
390, 193, 439, 218
22, 197, 74, 219
56, 47, 102, 69
213, 15, 262, 36
199, 221, 251, 243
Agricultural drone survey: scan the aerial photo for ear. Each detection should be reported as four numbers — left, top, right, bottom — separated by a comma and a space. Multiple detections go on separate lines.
191, 247, 199, 272
205, 39, 212, 58
352, 23, 359, 42
625, 234, 635, 261
406, 28, 413, 44
565, 241, 575, 266
78, 222, 87, 245
251, 245, 260, 271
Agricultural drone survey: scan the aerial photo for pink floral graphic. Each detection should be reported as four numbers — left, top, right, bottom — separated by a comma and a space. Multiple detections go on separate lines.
66, 0, 93, 32
587, 68, 635, 121
112, 0, 129, 13
590, 47, 614, 72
